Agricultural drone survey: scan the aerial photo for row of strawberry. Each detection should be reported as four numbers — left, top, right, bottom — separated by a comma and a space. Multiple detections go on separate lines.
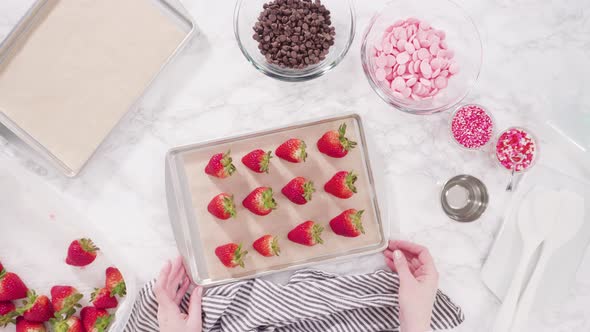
0, 239, 126, 332
216, 207, 366, 268
208, 169, 358, 219
205, 122, 357, 178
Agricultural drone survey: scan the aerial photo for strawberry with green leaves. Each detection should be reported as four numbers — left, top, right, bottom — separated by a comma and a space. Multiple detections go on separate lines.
205, 151, 236, 179
80, 307, 112, 332
50, 286, 83, 319
242, 149, 272, 173
65, 238, 99, 267
330, 209, 365, 237
0, 301, 17, 327
252, 235, 280, 257
0, 269, 28, 301
281, 177, 315, 205
324, 171, 357, 199
16, 317, 46, 332
288, 221, 324, 246
275, 139, 307, 163
19, 290, 54, 323
105, 267, 126, 297
91, 288, 117, 309
207, 193, 237, 220
51, 316, 83, 332
215, 243, 248, 268
317, 123, 357, 158
242, 187, 277, 216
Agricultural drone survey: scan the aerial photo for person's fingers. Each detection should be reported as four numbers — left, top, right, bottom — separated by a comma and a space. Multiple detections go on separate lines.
389, 240, 427, 255
167, 256, 185, 291
393, 250, 414, 283
417, 248, 437, 276
409, 257, 422, 273
384, 256, 397, 272
154, 260, 172, 299
186, 286, 203, 328
174, 276, 191, 305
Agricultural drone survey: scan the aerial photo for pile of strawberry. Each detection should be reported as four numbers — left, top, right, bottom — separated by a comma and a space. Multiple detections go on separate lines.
204, 123, 368, 268
0, 238, 126, 332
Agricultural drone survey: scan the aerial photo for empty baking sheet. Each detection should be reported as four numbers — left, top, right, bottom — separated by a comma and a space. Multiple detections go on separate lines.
166, 114, 389, 287
0, 0, 194, 176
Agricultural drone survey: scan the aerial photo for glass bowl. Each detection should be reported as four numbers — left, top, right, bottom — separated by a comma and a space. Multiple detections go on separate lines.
234, 0, 355, 82
494, 127, 539, 174
361, 0, 482, 115
449, 104, 496, 151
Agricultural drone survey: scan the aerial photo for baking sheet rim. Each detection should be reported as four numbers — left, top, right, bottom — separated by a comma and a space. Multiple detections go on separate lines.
166, 113, 390, 287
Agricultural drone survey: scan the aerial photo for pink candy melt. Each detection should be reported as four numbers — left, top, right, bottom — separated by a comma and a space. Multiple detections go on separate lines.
496, 128, 537, 172
451, 105, 494, 149
372, 18, 459, 101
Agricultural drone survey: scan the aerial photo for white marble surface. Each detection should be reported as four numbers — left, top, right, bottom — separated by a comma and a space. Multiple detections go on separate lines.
1, 0, 589, 331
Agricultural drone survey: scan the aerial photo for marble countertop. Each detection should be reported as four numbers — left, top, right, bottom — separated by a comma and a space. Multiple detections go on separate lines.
1, 0, 589, 331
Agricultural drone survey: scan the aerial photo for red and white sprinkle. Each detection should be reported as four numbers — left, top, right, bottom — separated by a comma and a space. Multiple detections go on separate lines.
495, 128, 537, 172
451, 104, 494, 149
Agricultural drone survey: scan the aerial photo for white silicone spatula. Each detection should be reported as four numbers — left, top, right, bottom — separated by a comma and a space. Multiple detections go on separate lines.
510, 190, 585, 331
492, 188, 560, 332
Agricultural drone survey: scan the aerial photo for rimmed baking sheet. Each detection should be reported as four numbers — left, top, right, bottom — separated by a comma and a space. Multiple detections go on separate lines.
165, 114, 390, 287
0, 0, 195, 176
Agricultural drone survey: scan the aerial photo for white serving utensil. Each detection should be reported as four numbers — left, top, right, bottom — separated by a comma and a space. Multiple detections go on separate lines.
492, 188, 560, 332
510, 190, 585, 331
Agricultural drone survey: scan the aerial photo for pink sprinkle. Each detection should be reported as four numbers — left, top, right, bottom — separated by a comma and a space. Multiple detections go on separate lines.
451, 105, 494, 149
495, 128, 537, 172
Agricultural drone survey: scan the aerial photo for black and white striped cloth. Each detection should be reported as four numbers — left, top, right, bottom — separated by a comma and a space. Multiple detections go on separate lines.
124, 269, 464, 332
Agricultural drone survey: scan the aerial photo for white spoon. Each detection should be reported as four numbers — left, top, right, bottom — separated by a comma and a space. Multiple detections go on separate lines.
492, 188, 560, 332
510, 190, 585, 331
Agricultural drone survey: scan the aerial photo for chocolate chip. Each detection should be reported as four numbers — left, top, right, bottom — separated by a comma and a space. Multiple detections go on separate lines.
252, 0, 336, 69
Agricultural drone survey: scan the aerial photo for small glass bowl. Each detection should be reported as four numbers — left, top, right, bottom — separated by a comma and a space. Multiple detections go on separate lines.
234, 0, 356, 82
361, 0, 482, 115
493, 127, 539, 174
449, 104, 496, 151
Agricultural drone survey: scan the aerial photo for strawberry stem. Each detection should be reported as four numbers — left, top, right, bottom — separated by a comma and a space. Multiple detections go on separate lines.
223, 195, 237, 218
262, 188, 278, 210
352, 210, 365, 234
303, 181, 316, 202
271, 237, 281, 256
338, 123, 357, 152
260, 151, 272, 173
312, 224, 324, 245
80, 238, 99, 253
222, 151, 237, 176
346, 171, 358, 194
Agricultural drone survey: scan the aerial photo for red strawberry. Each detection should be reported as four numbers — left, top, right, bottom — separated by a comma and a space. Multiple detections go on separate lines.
19, 290, 54, 323
207, 193, 237, 220
330, 209, 365, 237
0, 270, 28, 301
281, 177, 315, 205
242, 149, 272, 173
287, 221, 324, 246
105, 267, 126, 297
66, 238, 99, 267
80, 307, 112, 332
50, 286, 83, 317
0, 301, 17, 327
51, 316, 83, 332
252, 235, 280, 257
317, 123, 357, 158
215, 243, 248, 268
275, 139, 307, 163
324, 171, 358, 199
0, 261, 3, 273
205, 151, 236, 178
90, 288, 117, 309
16, 317, 46, 332
242, 187, 277, 216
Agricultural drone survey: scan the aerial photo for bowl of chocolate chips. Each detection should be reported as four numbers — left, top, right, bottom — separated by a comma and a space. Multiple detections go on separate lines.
234, 0, 355, 82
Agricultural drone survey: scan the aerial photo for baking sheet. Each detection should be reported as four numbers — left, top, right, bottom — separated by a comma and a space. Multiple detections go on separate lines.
166, 114, 388, 286
0, 0, 194, 176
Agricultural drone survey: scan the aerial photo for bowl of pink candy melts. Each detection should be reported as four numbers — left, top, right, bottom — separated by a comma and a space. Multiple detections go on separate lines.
361, 0, 482, 115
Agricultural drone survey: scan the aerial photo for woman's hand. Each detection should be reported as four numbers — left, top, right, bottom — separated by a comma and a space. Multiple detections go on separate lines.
383, 240, 438, 332
154, 256, 203, 332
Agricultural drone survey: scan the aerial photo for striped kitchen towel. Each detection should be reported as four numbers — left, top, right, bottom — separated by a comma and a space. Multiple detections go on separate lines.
124, 269, 464, 332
